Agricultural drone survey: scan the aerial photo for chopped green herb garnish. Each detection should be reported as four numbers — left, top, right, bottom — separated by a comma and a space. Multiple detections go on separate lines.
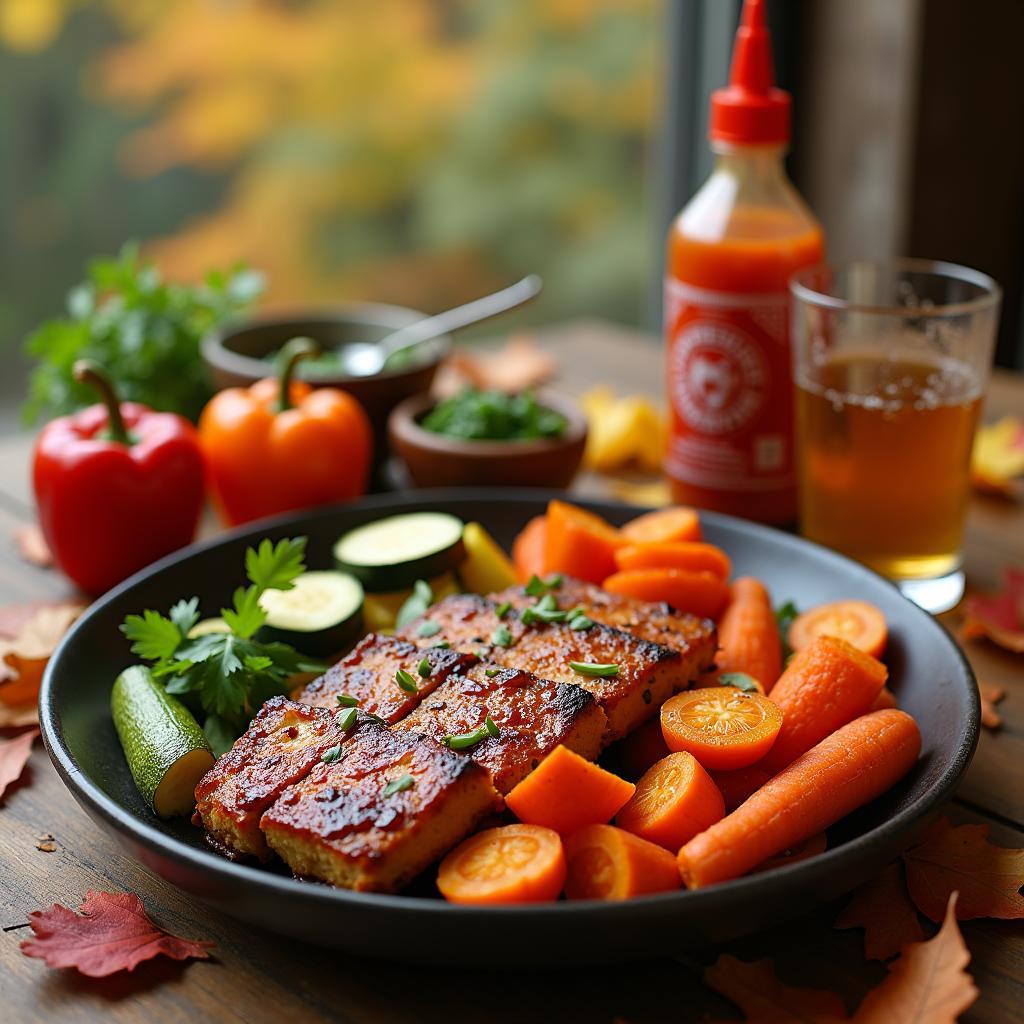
775, 600, 800, 662
569, 661, 620, 678
320, 743, 342, 763
491, 625, 513, 647
417, 657, 433, 678
396, 580, 434, 629
365, 711, 388, 725
420, 388, 568, 442
485, 667, 501, 678
431, 639, 451, 649
520, 606, 538, 626
525, 573, 563, 598
336, 694, 359, 707
495, 601, 512, 619
536, 593, 557, 613
416, 619, 441, 638
484, 715, 500, 738
382, 773, 415, 797
395, 669, 418, 694
718, 672, 760, 693
337, 707, 358, 731
569, 614, 594, 631
442, 717, 500, 750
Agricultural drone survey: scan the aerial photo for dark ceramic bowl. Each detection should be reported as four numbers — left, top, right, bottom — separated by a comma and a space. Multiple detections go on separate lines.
39, 492, 978, 966
388, 390, 588, 489
202, 305, 451, 454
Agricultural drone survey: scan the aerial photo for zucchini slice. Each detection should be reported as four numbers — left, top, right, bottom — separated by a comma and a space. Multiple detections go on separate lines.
333, 512, 465, 591
188, 616, 230, 638
257, 570, 364, 657
111, 666, 214, 819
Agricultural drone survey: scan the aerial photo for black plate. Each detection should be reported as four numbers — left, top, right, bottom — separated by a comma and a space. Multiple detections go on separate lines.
40, 490, 978, 966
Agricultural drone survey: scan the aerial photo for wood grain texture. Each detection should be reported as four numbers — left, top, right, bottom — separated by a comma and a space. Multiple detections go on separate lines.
0, 322, 1021, 1022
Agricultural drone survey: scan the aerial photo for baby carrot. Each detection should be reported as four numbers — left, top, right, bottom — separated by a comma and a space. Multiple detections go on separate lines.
621, 506, 701, 545
437, 824, 565, 904
564, 824, 680, 900
613, 716, 671, 780
614, 542, 731, 581
616, 752, 725, 850
714, 577, 783, 693
603, 568, 729, 619
505, 745, 635, 836
512, 515, 548, 583
789, 600, 888, 659
709, 765, 771, 811
677, 709, 921, 888
758, 636, 887, 775
543, 500, 623, 583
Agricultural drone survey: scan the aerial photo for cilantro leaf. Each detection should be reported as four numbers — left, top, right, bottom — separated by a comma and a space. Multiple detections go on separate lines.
169, 597, 200, 638
222, 584, 265, 639
775, 600, 800, 661
246, 537, 307, 592
120, 610, 182, 663
203, 714, 236, 757
396, 579, 434, 629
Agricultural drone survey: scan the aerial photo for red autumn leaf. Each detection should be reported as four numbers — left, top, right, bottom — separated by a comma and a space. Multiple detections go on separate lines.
903, 816, 1024, 921
21, 890, 213, 977
0, 728, 37, 799
961, 567, 1024, 653
979, 682, 1005, 729
851, 893, 977, 1023
12, 523, 54, 568
835, 861, 927, 961
704, 954, 850, 1023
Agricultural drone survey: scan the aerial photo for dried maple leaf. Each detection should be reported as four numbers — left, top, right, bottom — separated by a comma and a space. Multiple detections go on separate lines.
835, 862, 927, 961
979, 682, 1005, 729
903, 817, 1024, 921
0, 729, 38, 800
961, 568, 1024, 653
851, 893, 977, 1023
0, 602, 85, 707
21, 890, 213, 977
35, 833, 57, 853
971, 416, 1024, 496
704, 954, 850, 1023
12, 524, 54, 568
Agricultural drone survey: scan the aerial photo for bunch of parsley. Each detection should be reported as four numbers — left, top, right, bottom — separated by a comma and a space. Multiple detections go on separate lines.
24, 243, 264, 424
121, 537, 321, 754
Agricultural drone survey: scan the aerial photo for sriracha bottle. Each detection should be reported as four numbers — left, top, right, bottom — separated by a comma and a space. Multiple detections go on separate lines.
664, 0, 824, 525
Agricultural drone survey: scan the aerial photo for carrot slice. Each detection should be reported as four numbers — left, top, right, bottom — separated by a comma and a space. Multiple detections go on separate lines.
621, 506, 701, 545
613, 716, 671, 779
709, 765, 771, 811
714, 577, 783, 693
759, 636, 887, 775
564, 824, 680, 900
870, 686, 898, 712
788, 600, 888, 659
660, 689, 782, 771
437, 824, 565, 904
512, 515, 548, 583
603, 568, 729, 619
616, 752, 725, 850
614, 542, 731, 580
677, 709, 921, 888
505, 745, 635, 836
542, 500, 623, 583
753, 832, 827, 873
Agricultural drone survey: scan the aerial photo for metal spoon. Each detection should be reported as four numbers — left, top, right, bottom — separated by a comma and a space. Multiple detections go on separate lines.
335, 274, 543, 378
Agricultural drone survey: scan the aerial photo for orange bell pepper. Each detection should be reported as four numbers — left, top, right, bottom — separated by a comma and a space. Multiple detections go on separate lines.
199, 339, 373, 525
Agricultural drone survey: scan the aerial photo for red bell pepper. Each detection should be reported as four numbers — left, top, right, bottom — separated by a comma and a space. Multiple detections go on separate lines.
32, 361, 205, 595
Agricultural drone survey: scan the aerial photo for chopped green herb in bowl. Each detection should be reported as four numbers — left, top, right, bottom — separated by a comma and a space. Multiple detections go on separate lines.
421, 389, 568, 442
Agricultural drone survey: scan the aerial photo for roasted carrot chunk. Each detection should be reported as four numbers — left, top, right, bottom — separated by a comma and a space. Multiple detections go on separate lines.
613, 716, 671, 780
660, 688, 782, 771
759, 636, 887, 775
788, 600, 888, 659
616, 752, 725, 850
713, 577, 782, 693
512, 515, 548, 583
614, 542, 731, 581
603, 568, 729, 619
542, 500, 623, 584
621, 506, 701, 545
437, 824, 565, 905
678, 710, 921, 888
505, 745, 635, 836
564, 824, 680, 900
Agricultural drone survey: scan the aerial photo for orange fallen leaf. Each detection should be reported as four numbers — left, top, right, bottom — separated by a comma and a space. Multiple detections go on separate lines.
703, 954, 849, 1023
0, 729, 38, 800
12, 524, 53, 568
971, 416, 1024, 497
903, 817, 1024, 921
0, 602, 85, 707
979, 682, 1005, 729
439, 333, 557, 395
835, 862, 927, 961
961, 568, 1024, 654
851, 893, 977, 1023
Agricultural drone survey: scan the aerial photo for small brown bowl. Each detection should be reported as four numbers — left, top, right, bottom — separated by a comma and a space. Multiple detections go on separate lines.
388, 390, 588, 489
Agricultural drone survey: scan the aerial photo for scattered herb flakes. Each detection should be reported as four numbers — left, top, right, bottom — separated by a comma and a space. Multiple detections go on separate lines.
382, 773, 415, 798
569, 614, 594, 631
491, 625, 513, 648
320, 744, 342, 763
417, 657, 433, 678
431, 640, 451, 649
484, 716, 500, 739
396, 580, 433, 630
485, 668, 501, 678
395, 669, 418, 694
525, 574, 563, 597
442, 720, 498, 750
337, 707, 358, 731
416, 619, 441, 638
495, 601, 512, 619
335, 694, 359, 708
569, 661, 620, 678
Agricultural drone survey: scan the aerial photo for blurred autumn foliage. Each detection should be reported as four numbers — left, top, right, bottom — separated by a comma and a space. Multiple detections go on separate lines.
0, 0, 660, 384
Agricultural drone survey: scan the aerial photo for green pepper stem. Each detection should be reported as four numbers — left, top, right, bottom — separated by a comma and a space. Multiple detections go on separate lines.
276, 337, 319, 412
73, 360, 130, 445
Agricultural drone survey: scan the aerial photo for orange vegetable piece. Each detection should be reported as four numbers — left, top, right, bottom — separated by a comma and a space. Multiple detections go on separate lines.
564, 824, 680, 900
505, 745, 635, 836
614, 542, 731, 580
788, 600, 888, 659
660, 688, 782, 771
621, 506, 701, 545
613, 716, 670, 779
677, 709, 921, 888
616, 752, 725, 850
709, 766, 771, 811
542, 500, 623, 584
437, 824, 565, 905
870, 686, 898, 712
603, 568, 729, 619
754, 832, 827, 873
759, 636, 887, 775
714, 577, 782, 693
512, 515, 548, 583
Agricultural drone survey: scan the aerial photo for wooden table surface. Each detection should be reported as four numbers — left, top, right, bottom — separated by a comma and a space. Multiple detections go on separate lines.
1, 321, 1022, 1023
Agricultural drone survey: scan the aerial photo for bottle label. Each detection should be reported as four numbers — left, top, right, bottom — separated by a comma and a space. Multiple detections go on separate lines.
664, 277, 794, 493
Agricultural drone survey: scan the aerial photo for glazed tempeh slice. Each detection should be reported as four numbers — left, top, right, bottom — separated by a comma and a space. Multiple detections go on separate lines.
395, 662, 607, 793
399, 594, 684, 741
261, 716, 499, 892
297, 633, 476, 723
194, 697, 351, 861
491, 577, 717, 684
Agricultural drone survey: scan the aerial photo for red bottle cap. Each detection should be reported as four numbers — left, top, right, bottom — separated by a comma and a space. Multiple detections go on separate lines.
709, 0, 790, 145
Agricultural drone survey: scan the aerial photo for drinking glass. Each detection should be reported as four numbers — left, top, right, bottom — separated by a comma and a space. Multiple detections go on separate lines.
790, 259, 1001, 613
